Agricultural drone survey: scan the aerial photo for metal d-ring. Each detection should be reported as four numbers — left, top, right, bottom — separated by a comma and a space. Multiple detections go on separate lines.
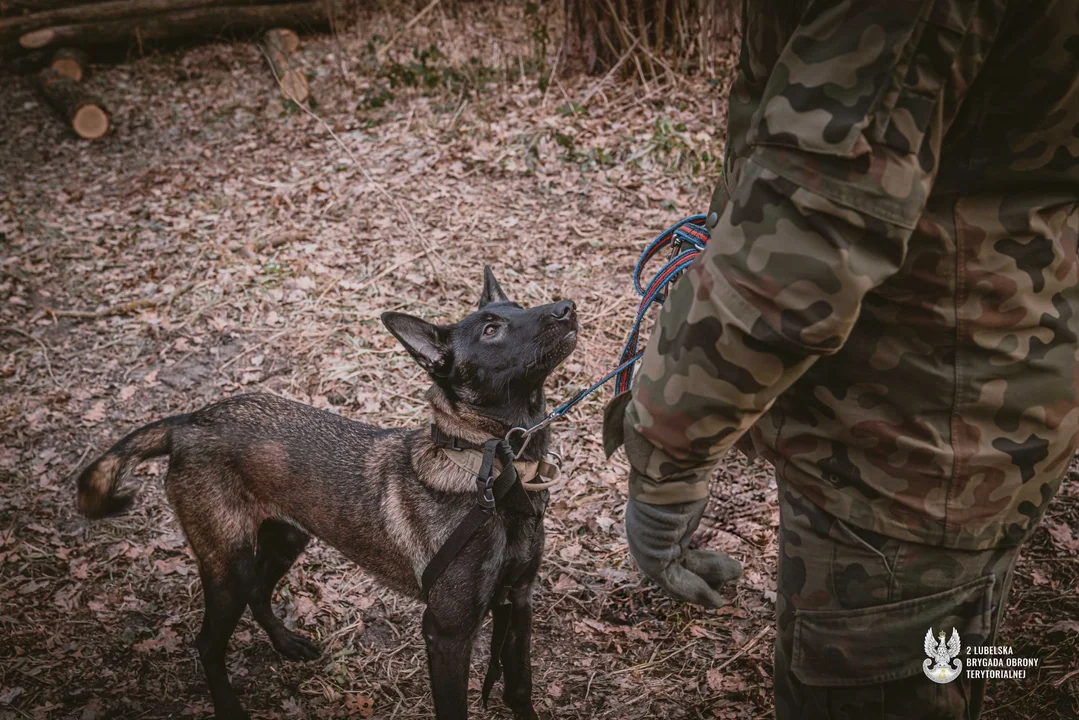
505, 426, 533, 457
546, 449, 563, 470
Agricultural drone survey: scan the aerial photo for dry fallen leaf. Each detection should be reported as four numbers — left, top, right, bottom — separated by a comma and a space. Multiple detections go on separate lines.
82, 401, 106, 425
1046, 520, 1079, 552
344, 694, 374, 717
1048, 620, 1079, 635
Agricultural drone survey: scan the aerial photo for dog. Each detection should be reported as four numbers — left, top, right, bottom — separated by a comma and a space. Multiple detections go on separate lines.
76, 267, 577, 720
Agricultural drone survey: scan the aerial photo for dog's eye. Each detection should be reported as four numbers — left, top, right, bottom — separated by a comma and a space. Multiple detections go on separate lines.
483, 323, 498, 337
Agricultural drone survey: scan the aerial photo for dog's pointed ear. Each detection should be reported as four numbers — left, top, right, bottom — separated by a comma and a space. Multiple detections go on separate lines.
381, 312, 450, 375
478, 265, 510, 309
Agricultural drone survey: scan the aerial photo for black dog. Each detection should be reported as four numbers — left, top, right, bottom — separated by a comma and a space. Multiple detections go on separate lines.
76, 267, 577, 719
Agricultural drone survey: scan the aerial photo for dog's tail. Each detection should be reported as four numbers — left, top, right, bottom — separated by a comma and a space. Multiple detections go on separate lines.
77, 415, 188, 519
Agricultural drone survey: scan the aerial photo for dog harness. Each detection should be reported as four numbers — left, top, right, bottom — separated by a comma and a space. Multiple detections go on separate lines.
422, 426, 558, 603
431, 425, 562, 491
423, 425, 556, 706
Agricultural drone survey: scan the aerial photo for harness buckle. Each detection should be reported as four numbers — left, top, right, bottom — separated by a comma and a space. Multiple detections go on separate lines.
476, 472, 496, 510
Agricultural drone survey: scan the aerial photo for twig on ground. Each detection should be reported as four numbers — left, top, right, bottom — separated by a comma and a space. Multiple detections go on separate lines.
711, 625, 771, 675
44, 282, 196, 321
580, 38, 640, 108
217, 328, 292, 373
0, 326, 60, 386
540, 34, 566, 109
608, 640, 701, 676
378, 0, 442, 60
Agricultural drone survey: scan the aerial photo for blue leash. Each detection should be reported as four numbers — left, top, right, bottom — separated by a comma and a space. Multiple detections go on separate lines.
505, 215, 711, 452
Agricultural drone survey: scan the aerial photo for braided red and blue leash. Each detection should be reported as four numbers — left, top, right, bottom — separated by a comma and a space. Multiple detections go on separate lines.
505, 214, 710, 451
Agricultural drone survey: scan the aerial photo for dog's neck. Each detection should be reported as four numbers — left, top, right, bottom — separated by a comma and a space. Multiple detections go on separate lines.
425, 385, 550, 461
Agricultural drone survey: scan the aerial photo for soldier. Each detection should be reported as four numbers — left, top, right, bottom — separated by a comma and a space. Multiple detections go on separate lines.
603, 1, 1079, 717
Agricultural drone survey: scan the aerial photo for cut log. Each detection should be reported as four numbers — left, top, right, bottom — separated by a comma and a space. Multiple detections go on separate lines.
270, 26, 299, 52
50, 47, 88, 81
37, 67, 109, 139
17, 2, 330, 52
20, 27, 55, 48
263, 27, 307, 102
1, 0, 304, 46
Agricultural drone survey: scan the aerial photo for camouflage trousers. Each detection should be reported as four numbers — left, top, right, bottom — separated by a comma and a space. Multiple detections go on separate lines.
774, 481, 1020, 720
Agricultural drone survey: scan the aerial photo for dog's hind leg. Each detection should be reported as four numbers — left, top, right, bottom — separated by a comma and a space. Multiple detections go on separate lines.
193, 546, 256, 720
169, 470, 257, 720
249, 520, 319, 661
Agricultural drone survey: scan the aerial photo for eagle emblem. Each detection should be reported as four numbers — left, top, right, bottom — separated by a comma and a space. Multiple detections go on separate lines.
922, 627, 963, 684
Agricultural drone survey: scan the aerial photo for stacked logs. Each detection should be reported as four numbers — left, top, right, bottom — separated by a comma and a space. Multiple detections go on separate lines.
0, 1, 333, 52
1, 0, 335, 138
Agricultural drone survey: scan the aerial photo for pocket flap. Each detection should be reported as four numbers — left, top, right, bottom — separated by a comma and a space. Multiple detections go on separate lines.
792, 574, 994, 686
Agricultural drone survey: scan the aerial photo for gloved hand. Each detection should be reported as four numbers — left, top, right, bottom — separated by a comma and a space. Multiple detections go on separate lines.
625, 492, 742, 608
604, 390, 741, 607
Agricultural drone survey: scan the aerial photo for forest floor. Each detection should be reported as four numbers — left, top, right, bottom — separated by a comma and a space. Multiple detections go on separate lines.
1, 3, 1076, 719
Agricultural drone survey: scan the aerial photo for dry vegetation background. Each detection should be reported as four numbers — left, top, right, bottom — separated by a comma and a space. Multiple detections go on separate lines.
1, 3, 1077, 719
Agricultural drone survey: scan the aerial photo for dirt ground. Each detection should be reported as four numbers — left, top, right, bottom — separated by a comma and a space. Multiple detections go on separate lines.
1, 4, 1077, 719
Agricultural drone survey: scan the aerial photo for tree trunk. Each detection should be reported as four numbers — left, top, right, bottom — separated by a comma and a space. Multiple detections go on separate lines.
18, 1, 331, 51
50, 47, 88, 80
561, 0, 739, 76
263, 27, 308, 102
1, 0, 300, 45
37, 67, 109, 139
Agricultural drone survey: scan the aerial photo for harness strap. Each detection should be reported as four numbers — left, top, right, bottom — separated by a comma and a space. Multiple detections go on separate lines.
420, 439, 520, 602
482, 599, 513, 707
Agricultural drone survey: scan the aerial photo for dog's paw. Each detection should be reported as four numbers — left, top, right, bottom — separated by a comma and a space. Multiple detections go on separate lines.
273, 631, 321, 662
212, 698, 251, 720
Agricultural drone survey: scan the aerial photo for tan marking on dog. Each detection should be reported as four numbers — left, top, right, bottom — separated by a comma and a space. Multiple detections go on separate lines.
382, 482, 430, 580
130, 425, 168, 455
243, 441, 290, 484
427, 386, 507, 446
78, 455, 122, 514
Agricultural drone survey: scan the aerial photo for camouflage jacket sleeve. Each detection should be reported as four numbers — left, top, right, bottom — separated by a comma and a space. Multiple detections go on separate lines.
625, 0, 1001, 504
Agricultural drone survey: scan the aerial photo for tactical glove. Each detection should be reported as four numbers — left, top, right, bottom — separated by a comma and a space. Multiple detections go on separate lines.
604, 390, 741, 608
625, 493, 741, 607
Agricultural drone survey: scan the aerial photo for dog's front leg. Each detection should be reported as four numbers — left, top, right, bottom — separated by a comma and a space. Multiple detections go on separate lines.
422, 605, 482, 719
499, 584, 538, 720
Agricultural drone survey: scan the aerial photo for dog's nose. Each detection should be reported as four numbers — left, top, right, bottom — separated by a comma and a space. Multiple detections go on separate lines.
549, 300, 576, 322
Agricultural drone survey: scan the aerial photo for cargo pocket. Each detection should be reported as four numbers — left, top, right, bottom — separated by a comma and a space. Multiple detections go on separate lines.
791, 574, 993, 687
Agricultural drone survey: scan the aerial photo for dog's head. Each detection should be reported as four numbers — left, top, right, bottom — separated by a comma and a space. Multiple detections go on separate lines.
381, 266, 578, 431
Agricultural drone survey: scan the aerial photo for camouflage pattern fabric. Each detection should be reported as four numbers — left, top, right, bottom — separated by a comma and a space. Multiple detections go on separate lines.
774, 481, 1018, 719
614, 0, 1079, 550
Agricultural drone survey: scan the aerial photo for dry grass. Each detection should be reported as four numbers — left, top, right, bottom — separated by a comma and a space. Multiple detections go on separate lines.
1, 3, 1076, 719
